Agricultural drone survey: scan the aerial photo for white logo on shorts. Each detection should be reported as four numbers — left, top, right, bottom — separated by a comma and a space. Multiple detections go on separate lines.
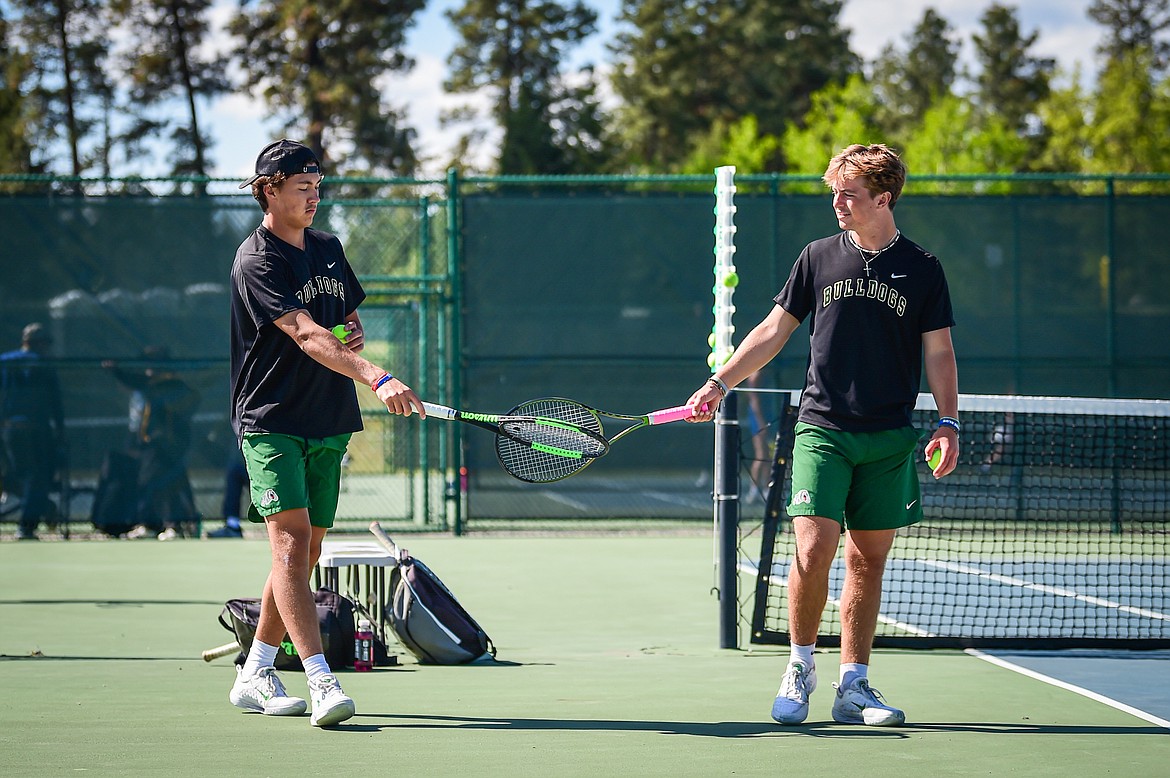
261, 488, 279, 508
793, 489, 812, 505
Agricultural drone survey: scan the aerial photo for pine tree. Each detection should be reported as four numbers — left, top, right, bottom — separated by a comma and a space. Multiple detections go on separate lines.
228, 0, 425, 175
111, 0, 230, 178
444, 0, 610, 174
0, 10, 37, 174
870, 8, 959, 142
610, 0, 857, 171
9, 0, 112, 177
972, 3, 1055, 135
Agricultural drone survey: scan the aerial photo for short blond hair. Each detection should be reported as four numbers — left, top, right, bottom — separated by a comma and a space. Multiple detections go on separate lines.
823, 144, 907, 208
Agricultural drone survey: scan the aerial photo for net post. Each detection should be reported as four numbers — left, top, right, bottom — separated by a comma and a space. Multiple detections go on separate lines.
715, 391, 740, 649
711, 165, 738, 649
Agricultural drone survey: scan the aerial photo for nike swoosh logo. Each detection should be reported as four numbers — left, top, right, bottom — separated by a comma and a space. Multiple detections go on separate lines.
891, 273, 907, 279
327, 262, 337, 269
906, 500, 918, 510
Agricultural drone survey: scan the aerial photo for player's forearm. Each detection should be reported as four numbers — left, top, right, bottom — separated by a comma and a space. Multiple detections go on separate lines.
924, 346, 959, 419
714, 308, 799, 390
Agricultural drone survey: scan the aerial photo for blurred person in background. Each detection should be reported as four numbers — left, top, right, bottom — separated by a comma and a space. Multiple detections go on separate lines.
0, 323, 66, 540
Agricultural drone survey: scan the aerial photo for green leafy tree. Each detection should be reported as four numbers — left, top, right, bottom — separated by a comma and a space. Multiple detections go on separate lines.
680, 114, 780, 175
871, 8, 959, 141
781, 74, 880, 175
971, 4, 1055, 136
610, 0, 858, 172
229, 0, 425, 175
1086, 48, 1170, 173
902, 93, 1028, 181
444, 0, 610, 174
111, 0, 230, 177
1031, 69, 1093, 173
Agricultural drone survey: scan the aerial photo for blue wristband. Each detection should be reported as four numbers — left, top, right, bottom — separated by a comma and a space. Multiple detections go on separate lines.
937, 416, 960, 434
371, 373, 393, 391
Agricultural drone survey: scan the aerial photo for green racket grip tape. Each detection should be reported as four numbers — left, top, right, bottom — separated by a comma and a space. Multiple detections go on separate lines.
332, 324, 350, 343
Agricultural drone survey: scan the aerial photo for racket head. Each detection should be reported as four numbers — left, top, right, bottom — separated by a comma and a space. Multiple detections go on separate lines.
495, 398, 605, 483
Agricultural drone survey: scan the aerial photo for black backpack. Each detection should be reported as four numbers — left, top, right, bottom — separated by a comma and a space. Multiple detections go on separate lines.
387, 552, 496, 665
218, 587, 389, 670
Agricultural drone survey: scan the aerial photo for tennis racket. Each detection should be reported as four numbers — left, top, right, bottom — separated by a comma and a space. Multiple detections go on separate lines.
495, 397, 704, 483
201, 640, 240, 662
421, 401, 609, 460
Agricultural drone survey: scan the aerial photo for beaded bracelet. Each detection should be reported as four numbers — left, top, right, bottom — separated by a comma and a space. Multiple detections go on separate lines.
707, 376, 729, 398
937, 416, 961, 434
371, 372, 393, 391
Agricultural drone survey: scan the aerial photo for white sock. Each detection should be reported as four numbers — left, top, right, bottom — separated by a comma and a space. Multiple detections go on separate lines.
789, 642, 816, 670
302, 653, 332, 684
839, 662, 868, 686
242, 640, 279, 677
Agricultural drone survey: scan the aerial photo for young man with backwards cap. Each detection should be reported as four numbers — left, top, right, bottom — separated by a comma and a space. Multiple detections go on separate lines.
229, 139, 426, 726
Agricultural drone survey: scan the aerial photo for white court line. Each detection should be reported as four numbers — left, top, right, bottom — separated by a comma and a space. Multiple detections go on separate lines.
645, 491, 706, 508
921, 560, 1170, 622
539, 492, 590, 511
967, 649, 1170, 729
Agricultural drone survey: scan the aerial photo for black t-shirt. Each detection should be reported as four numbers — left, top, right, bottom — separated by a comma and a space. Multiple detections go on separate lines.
230, 225, 366, 440
775, 232, 954, 432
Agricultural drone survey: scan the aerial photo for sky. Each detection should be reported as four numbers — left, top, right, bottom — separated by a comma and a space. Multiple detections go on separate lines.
203, 0, 1105, 180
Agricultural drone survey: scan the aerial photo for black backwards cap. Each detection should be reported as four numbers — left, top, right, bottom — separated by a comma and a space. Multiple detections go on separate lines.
238, 139, 321, 189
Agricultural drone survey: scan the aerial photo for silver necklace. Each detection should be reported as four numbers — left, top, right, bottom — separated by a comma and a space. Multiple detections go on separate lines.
849, 229, 900, 277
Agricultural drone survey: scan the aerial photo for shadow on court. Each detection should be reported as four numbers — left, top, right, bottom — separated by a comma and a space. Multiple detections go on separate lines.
325, 714, 1170, 739
0, 598, 224, 607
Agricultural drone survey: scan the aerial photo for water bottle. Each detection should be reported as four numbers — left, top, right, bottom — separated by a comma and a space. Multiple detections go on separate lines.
354, 618, 374, 672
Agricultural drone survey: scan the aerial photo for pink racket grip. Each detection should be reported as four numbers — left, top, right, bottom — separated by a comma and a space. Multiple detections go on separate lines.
648, 403, 710, 425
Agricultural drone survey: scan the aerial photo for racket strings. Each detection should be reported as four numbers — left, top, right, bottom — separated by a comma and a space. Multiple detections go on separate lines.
501, 418, 608, 458
495, 398, 605, 483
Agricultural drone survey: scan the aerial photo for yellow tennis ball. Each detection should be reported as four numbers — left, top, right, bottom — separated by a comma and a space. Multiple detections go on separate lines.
707, 352, 717, 368
707, 332, 717, 347
723, 271, 739, 287
927, 449, 942, 469
332, 324, 350, 342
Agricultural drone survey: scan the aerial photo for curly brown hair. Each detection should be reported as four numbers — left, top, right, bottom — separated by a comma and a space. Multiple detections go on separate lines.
822, 144, 907, 209
249, 171, 291, 212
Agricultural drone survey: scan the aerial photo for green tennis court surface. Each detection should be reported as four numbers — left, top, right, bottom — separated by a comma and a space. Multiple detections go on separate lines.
2, 535, 1167, 776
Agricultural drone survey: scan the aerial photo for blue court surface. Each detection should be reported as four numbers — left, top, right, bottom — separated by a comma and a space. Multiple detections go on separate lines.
973, 650, 1170, 727
749, 554, 1170, 728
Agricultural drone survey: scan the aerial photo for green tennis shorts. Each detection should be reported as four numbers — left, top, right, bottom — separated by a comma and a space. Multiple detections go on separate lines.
240, 432, 351, 529
787, 422, 924, 531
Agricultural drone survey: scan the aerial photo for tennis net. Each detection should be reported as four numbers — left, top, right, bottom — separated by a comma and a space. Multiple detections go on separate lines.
745, 392, 1170, 649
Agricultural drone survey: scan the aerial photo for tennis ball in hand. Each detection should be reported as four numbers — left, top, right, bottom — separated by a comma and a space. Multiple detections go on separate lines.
332, 324, 350, 343
927, 448, 942, 469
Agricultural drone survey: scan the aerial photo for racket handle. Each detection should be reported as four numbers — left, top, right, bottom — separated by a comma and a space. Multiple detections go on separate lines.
648, 403, 707, 425
202, 641, 240, 662
421, 402, 456, 419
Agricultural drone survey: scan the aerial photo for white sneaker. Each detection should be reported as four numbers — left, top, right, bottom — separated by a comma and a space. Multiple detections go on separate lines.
126, 525, 152, 540
229, 666, 307, 716
831, 677, 905, 726
157, 527, 179, 541
771, 662, 816, 724
308, 674, 355, 727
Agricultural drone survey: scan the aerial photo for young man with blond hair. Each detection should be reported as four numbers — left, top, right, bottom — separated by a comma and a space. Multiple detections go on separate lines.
685, 144, 959, 726
228, 139, 426, 726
